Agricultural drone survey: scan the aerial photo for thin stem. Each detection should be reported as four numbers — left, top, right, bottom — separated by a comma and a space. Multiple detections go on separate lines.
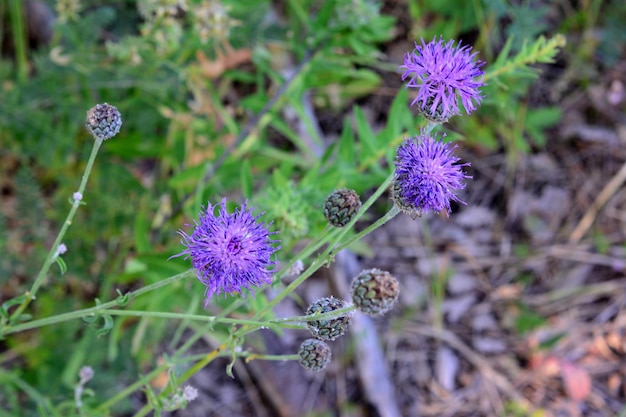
96, 364, 168, 413
329, 204, 400, 257
2, 270, 193, 335
204, 225, 337, 322
271, 305, 356, 324
8, 0, 28, 83
100, 310, 305, 330
131, 342, 229, 417
10, 138, 104, 322
209, 226, 339, 323
111, 153, 396, 417
241, 168, 396, 328
242, 353, 299, 362
274, 224, 336, 281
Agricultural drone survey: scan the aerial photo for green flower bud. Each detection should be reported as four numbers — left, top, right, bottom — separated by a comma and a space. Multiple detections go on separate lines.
391, 178, 421, 220
323, 189, 361, 227
86, 103, 122, 140
297, 338, 332, 372
306, 296, 352, 341
350, 269, 399, 316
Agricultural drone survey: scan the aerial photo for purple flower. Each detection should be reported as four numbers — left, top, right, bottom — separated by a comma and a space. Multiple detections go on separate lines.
400, 36, 485, 122
393, 131, 471, 218
174, 199, 279, 305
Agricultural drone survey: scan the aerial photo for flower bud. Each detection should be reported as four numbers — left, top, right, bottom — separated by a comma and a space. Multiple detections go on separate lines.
78, 366, 94, 384
350, 269, 399, 316
86, 103, 122, 140
323, 189, 361, 227
306, 296, 352, 341
182, 385, 198, 402
391, 178, 421, 220
298, 338, 332, 372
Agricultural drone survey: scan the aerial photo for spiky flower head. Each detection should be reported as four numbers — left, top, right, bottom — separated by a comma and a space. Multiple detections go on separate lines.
306, 296, 352, 341
400, 36, 485, 122
350, 269, 399, 316
393, 130, 471, 218
86, 103, 122, 140
323, 189, 361, 227
298, 339, 332, 372
174, 199, 280, 306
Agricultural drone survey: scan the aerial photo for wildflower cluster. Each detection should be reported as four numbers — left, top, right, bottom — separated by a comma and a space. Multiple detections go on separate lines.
174, 36, 482, 373
73, 33, 482, 388
15, 33, 483, 407
2, 1, 575, 411
393, 36, 481, 217
297, 266, 400, 372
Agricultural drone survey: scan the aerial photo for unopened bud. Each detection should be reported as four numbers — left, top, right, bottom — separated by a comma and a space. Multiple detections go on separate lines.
391, 178, 421, 220
306, 296, 352, 341
350, 268, 399, 316
323, 189, 361, 227
86, 103, 122, 140
298, 338, 332, 372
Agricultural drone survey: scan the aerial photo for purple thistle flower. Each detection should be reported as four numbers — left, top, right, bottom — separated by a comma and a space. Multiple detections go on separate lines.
174, 199, 280, 305
400, 36, 485, 122
393, 131, 471, 218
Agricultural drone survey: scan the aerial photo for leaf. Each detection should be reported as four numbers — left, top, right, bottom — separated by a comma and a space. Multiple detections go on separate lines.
134, 207, 151, 253
1, 296, 27, 320
514, 305, 546, 335
525, 107, 562, 147
337, 118, 356, 169
560, 360, 591, 402
54, 257, 67, 274
240, 159, 253, 199
486, 34, 566, 82
353, 106, 377, 158
384, 88, 412, 139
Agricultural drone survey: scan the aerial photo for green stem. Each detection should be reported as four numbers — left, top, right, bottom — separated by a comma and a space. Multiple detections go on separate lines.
131, 342, 229, 417
271, 305, 356, 324
242, 353, 299, 362
100, 309, 305, 330
2, 270, 193, 335
8, 0, 28, 82
126, 172, 393, 414
329, 204, 400, 257
274, 224, 337, 281
96, 364, 168, 413
101, 274, 354, 413
243, 169, 396, 326
199, 226, 338, 325
10, 138, 104, 323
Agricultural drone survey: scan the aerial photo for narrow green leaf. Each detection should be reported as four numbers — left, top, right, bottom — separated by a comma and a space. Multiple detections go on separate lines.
385, 88, 411, 138
134, 208, 151, 253
54, 257, 67, 274
353, 106, 377, 157
337, 119, 356, 168
240, 159, 253, 199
